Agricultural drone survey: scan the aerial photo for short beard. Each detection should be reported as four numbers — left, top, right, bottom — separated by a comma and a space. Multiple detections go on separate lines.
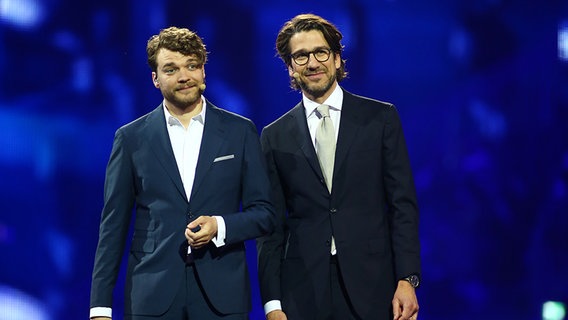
298, 72, 337, 100
164, 89, 201, 111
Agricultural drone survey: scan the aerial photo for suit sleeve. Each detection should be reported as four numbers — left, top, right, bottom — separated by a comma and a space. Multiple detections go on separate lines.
256, 128, 287, 304
90, 129, 135, 308
221, 120, 276, 244
382, 105, 421, 280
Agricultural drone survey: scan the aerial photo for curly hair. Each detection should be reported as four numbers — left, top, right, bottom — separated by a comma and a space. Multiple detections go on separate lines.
276, 14, 347, 90
146, 27, 208, 72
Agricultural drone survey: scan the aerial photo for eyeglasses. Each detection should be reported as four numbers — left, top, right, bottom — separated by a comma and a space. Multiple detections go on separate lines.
290, 48, 332, 66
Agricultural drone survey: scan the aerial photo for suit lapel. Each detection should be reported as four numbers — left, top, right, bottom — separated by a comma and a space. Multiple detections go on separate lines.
291, 90, 362, 191
190, 101, 226, 201
289, 103, 325, 181
145, 105, 186, 200
334, 90, 361, 179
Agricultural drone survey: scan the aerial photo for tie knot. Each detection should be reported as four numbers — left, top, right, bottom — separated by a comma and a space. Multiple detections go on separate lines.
317, 104, 330, 118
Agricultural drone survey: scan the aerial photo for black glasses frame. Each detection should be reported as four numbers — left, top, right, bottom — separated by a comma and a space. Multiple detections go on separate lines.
290, 48, 332, 66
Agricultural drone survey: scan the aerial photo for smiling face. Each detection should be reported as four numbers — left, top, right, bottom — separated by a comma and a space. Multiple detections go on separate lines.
152, 48, 205, 111
288, 30, 341, 103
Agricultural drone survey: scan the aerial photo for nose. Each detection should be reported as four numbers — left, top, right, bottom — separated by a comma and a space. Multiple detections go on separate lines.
306, 53, 321, 68
177, 69, 192, 82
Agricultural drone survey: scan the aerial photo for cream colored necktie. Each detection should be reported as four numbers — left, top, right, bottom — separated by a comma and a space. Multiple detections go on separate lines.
315, 104, 335, 192
315, 104, 337, 254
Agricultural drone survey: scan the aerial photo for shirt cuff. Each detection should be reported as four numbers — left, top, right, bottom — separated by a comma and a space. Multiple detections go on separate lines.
264, 300, 282, 315
211, 216, 226, 247
90, 307, 112, 318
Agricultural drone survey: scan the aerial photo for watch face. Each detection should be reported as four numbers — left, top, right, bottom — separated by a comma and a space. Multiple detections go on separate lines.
407, 275, 419, 288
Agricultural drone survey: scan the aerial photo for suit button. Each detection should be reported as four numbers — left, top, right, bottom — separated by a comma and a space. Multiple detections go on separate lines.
330, 208, 337, 213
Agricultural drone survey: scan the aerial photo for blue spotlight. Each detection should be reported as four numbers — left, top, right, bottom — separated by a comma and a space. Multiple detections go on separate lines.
559, 21, 568, 62
0, 0, 44, 29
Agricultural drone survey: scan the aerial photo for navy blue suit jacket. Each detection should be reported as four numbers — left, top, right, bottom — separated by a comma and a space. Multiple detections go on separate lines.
257, 89, 420, 319
90, 101, 275, 316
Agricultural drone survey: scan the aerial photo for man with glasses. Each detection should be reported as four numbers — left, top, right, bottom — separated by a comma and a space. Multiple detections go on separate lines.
257, 14, 421, 320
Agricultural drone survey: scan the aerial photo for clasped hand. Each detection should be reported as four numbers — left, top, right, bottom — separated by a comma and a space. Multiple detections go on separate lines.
185, 216, 218, 249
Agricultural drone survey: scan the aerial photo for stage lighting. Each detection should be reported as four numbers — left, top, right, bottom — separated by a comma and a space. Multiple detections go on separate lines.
543, 301, 566, 320
0, 0, 44, 29
559, 21, 568, 62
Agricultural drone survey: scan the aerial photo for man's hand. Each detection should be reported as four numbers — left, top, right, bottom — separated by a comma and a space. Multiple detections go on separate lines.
185, 216, 218, 249
266, 310, 287, 320
392, 280, 419, 320
91, 317, 111, 320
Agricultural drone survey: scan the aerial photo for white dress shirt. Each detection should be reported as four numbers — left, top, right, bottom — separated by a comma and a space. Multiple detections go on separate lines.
163, 98, 226, 253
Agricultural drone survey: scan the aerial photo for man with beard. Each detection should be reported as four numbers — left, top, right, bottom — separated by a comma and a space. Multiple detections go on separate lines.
257, 14, 421, 320
89, 27, 275, 320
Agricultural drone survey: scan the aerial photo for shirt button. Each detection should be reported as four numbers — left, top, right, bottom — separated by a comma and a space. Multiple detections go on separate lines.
330, 208, 337, 213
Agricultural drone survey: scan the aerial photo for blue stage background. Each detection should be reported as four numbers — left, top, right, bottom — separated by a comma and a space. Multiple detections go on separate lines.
1, 1, 567, 319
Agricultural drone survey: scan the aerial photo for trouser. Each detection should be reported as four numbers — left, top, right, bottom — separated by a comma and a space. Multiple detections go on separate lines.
125, 264, 248, 320
315, 255, 362, 320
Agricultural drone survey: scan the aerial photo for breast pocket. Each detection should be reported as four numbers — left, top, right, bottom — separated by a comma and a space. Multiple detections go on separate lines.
208, 153, 241, 184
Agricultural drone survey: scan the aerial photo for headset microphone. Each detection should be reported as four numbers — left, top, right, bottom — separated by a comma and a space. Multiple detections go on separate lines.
198, 83, 206, 91
292, 72, 300, 79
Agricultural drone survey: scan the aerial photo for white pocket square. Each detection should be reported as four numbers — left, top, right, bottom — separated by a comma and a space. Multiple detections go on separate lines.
213, 154, 235, 162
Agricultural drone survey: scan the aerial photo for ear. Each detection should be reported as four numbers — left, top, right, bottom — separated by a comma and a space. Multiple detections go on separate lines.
152, 72, 159, 88
334, 53, 341, 70
288, 65, 295, 78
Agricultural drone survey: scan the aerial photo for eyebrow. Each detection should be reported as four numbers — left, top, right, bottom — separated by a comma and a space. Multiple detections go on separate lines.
161, 58, 201, 69
291, 46, 329, 55
161, 62, 177, 69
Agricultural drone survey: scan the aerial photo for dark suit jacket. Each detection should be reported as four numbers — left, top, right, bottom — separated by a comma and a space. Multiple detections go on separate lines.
257, 89, 420, 319
90, 101, 275, 316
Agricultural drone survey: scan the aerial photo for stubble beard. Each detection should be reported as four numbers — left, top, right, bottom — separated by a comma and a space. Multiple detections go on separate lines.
164, 88, 201, 111
298, 72, 337, 100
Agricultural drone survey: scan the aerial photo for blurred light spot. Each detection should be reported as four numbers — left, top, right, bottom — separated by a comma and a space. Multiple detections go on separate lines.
559, 21, 568, 62
449, 27, 472, 64
72, 57, 93, 92
543, 301, 566, 320
469, 100, 507, 140
0, 285, 49, 320
47, 230, 73, 277
0, 0, 44, 29
52, 30, 82, 53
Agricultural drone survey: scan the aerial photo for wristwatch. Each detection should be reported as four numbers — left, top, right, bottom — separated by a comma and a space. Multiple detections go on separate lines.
403, 274, 420, 288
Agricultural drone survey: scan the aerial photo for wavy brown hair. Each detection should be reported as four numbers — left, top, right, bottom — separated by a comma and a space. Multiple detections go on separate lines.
146, 27, 208, 72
